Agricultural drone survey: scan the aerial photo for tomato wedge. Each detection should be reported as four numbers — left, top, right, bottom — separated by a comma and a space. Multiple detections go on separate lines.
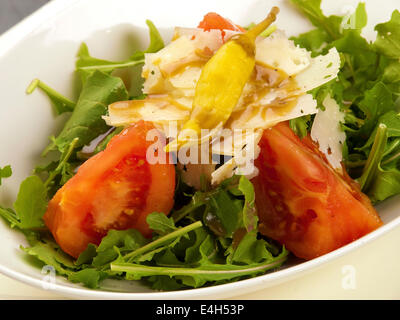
44, 121, 175, 258
198, 12, 245, 33
252, 122, 382, 260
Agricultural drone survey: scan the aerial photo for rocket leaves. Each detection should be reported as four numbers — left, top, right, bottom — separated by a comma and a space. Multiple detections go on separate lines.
0, 165, 12, 186
26, 79, 75, 115
18, 178, 287, 290
0, 175, 47, 230
374, 10, 400, 59
6, 2, 400, 293
30, 20, 165, 193
290, 1, 400, 203
44, 70, 129, 155
89, 179, 286, 290
33, 70, 129, 195
76, 20, 164, 83
0, 15, 286, 291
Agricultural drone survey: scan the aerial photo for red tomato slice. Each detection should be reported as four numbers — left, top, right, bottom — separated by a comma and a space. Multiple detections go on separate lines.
198, 12, 245, 33
44, 121, 175, 258
252, 122, 382, 260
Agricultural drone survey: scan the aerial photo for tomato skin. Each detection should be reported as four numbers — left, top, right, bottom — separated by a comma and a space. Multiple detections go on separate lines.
44, 121, 175, 258
252, 122, 382, 260
198, 12, 245, 33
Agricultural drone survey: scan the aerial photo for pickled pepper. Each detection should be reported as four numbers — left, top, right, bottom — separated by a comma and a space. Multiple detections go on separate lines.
166, 7, 280, 151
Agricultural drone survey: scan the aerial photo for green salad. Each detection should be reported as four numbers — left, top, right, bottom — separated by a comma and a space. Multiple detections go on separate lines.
0, 0, 399, 291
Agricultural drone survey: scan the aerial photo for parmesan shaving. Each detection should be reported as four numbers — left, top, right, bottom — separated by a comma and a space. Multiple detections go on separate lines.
311, 95, 346, 170
256, 30, 311, 75
228, 94, 317, 130
295, 48, 341, 92
106, 25, 343, 187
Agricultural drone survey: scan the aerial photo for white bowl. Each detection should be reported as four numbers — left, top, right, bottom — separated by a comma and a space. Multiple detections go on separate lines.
0, 0, 399, 299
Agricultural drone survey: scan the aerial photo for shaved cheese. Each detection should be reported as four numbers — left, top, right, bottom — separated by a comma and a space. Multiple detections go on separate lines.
149, 36, 198, 75
210, 150, 260, 185
106, 26, 343, 186
228, 94, 317, 130
172, 95, 193, 109
211, 130, 262, 185
142, 36, 200, 94
256, 30, 311, 76
142, 55, 172, 94
311, 95, 346, 170
295, 48, 341, 92
103, 98, 190, 127
211, 158, 236, 185
168, 66, 202, 91
211, 129, 262, 156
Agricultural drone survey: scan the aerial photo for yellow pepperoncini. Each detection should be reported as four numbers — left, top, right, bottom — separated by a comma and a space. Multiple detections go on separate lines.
166, 7, 280, 151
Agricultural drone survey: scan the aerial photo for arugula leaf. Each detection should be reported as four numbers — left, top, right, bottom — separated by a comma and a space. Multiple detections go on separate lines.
22, 237, 108, 288
358, 124, 388, 191
76, 44, 146, 84
229, 231, 273, 265
289, 0, 342, 40
151, 248, 185, 267
172, 176, 259, 239
374, 10, 400, 59
21, 239, 76, 276
111, 248, 288, 289
367, 161, 400, 203
357, 82, 394, 134
184, 228, 216, 265
76, 20, 164, 83
352, 2, 368, 33
291, 1, 400, 204
0, 207, 20, 228
382, 60, 400, 84
0, 175, 47, 230
238, 176, 258, 232
0, 165, 12, 186
12, 176, 286, 290
144, 20, 165, 53
171, 189, 205, 223
105, 178, 287, 289
146, 212, 177, 236
356, 112, 400, 202
332, 29, 377, 87
14, 176, 47, 229
42, 137, 79, 192
289, 116, 310, 139
68, 269, 108, 289
26, 79, 75, 115
123, 221, 202, 262
206, 189, 243, 237
359, 111, 400, 154
147, 276, 185, 291
291, 28, 329, 57
44, 70, 129, 155
75, 243, 97, 266
92, 229, 147, 267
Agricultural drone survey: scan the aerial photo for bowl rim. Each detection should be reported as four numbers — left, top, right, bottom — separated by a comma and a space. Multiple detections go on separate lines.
0, 0, 399, 300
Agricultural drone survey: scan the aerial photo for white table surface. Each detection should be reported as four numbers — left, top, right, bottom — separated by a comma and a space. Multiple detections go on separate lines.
0, 225, 399, 300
